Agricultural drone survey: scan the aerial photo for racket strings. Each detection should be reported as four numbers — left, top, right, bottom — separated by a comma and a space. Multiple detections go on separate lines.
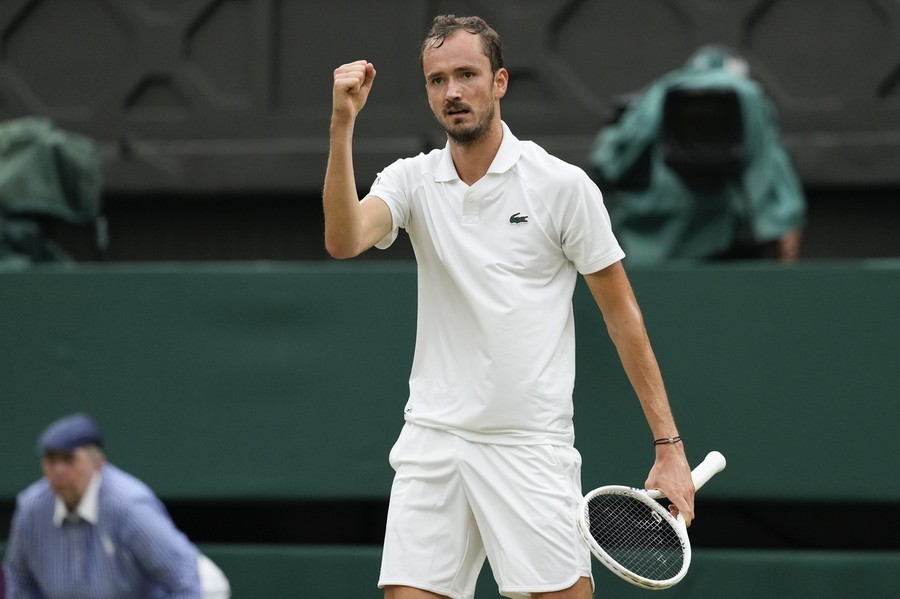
585, 493, 684, 581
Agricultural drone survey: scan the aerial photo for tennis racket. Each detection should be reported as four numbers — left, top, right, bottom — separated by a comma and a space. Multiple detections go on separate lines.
576, 450, 726, 590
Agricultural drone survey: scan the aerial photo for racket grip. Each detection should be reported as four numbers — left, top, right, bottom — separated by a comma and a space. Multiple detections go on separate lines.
691, 451, 726, 491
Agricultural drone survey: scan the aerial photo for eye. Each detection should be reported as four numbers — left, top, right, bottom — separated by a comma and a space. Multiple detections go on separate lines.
429, 76, 444, 86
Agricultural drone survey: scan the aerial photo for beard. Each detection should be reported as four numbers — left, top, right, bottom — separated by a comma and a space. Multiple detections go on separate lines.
439, 101, 496, 145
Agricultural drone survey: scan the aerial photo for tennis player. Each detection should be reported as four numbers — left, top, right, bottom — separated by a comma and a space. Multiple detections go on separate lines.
324, 14, 695, 599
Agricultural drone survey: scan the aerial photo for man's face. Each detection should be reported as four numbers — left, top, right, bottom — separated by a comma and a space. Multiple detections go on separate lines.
422, 31, 507, 144
41, 447, 101, 510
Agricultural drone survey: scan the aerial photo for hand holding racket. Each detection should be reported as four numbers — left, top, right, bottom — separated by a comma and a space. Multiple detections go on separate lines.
576, 450, 726, 590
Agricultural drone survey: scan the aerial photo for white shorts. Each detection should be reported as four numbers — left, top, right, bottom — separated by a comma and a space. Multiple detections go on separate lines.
378, 423, 592, 599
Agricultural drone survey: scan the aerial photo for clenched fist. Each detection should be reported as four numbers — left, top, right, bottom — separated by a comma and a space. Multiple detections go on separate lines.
332, 60, 377, 123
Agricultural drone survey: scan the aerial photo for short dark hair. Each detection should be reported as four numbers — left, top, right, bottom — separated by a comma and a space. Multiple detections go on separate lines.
420, 15, 504, 73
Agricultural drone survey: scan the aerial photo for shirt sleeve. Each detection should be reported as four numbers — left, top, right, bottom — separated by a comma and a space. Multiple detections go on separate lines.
119, 498, 201, 599
367, 158, 411, 250
560, 169, 625, 274
3, 498, 45, 599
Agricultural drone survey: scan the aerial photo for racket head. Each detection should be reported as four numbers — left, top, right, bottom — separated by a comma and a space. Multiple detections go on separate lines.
576, 485, 691, 590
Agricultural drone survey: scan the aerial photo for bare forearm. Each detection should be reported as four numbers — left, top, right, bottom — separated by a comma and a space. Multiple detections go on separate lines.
605, 303, 694, 523
608, 314, 678, 439
323, 118, 365, 258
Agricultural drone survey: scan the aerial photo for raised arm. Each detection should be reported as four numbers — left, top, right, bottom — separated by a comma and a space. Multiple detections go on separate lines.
583, 261, 696, 525
323, 60, 393, 259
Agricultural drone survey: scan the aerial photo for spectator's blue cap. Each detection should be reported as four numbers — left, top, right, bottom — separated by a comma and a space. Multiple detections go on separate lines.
37, 413, 104, 454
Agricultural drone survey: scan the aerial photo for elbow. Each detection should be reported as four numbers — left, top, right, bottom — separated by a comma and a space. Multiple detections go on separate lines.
325, 236, 361, 260
327, 249, 357, 260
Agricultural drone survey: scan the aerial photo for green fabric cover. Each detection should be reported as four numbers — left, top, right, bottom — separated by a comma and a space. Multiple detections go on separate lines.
0, 117, 102, 263
589, 47, 807, 262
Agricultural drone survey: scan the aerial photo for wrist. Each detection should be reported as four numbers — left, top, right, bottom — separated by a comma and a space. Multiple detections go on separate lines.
653, 435, 682, 447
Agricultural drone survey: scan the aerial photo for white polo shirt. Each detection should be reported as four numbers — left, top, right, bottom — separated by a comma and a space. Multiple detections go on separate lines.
369, 122, 624, 445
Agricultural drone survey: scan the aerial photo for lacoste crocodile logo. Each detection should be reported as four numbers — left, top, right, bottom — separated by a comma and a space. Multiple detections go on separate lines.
509, 212, 528, 224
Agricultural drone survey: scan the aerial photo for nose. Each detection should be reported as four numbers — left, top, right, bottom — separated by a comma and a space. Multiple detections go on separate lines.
43, 455, 70, 479
445, 80, 462, 101
46, 462, 65, 480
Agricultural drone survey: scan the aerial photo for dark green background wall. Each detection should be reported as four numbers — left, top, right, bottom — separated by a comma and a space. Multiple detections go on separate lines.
2, 262, 897, 502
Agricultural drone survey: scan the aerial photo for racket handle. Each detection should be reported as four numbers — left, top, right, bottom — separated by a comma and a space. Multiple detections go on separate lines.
691, 450, 726, 491
645, 450, 726, 499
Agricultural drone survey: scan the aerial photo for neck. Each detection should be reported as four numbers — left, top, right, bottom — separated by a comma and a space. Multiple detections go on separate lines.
449, 120, 503, 185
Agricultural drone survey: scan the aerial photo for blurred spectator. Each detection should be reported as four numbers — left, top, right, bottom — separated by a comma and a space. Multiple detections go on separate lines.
589, 45, 806, 263
2, 413, 229, 599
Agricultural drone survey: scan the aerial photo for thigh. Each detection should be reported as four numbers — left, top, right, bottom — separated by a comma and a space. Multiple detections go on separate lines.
532, 576, 593, 598
379, 425, 486, 599
383, 585, 453, 599
460, 443, 592, 598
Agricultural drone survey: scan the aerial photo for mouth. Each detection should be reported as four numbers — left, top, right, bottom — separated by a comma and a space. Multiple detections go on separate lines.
445, 104, 470, 118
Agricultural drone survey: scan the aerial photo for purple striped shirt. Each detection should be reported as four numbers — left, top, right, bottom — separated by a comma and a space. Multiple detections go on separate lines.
3, 464, 200, 598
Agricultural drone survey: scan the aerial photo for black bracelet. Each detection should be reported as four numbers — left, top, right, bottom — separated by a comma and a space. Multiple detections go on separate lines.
653, 435, 683, 446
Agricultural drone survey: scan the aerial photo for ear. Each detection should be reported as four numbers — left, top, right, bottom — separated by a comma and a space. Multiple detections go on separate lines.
494, 68, 509, 99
